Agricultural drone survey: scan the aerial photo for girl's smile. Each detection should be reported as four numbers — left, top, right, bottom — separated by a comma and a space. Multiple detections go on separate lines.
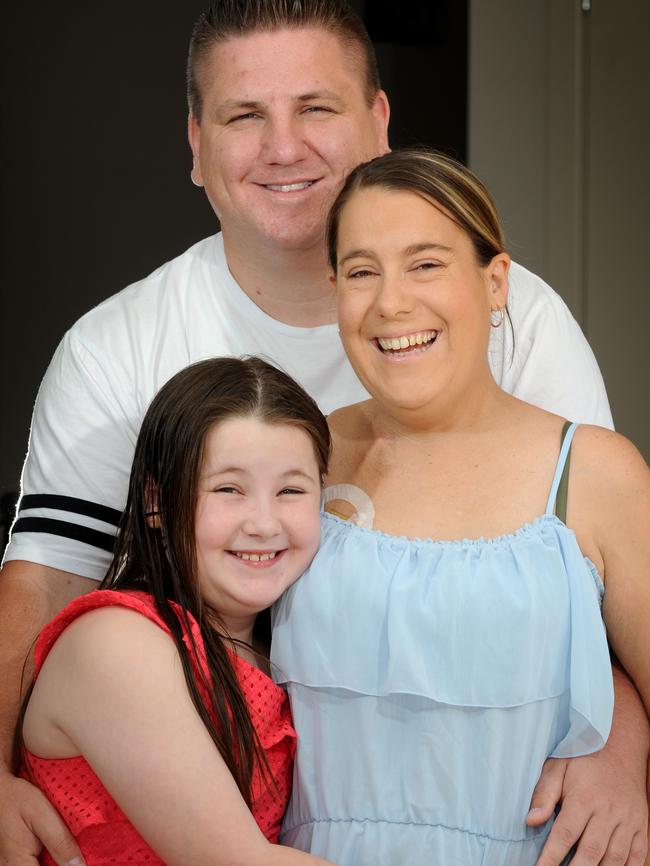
194, 416, 322, 636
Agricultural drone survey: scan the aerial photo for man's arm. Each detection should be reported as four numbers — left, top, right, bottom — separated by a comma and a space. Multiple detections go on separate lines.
1, 280, 157, 863
528, 658, 649, 865
0, 560, 95, 866
492, 261, 614, 428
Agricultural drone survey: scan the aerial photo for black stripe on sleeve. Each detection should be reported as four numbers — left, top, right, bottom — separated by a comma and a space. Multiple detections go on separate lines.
11, 517, 116, 553
19, 495, 122, 526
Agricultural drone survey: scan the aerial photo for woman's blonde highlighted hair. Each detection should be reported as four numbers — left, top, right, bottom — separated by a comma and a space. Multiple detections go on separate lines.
327, 147, 506, 270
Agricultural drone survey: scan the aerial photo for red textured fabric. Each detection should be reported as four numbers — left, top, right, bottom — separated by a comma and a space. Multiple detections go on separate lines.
20, 590, 296, 865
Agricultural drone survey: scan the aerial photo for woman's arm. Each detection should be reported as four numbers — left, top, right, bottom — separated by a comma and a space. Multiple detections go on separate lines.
570, 428, 650, 713
534, 426, 650, 866
24, 607, 334, 866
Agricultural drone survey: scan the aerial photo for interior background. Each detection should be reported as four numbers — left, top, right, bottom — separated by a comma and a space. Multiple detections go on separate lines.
1, 1, 648, 550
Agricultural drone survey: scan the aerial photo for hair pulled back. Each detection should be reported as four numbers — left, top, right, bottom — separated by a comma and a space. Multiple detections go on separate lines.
327, 147, 506, 271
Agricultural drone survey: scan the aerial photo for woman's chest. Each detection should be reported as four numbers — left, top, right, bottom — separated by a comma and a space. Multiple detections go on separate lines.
326, 437, 553, 541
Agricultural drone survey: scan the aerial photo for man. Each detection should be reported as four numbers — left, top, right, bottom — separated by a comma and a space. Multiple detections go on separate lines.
1, 3, 647, 865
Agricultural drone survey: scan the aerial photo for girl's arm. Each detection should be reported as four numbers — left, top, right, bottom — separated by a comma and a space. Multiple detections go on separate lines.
23, 607, 334, 866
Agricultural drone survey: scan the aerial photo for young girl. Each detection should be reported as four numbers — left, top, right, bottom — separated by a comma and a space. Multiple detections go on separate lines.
272, 149, 650, 865
18, 357, 335, 866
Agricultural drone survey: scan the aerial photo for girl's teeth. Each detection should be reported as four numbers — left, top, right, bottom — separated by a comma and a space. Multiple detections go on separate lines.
235, 551, 277, 562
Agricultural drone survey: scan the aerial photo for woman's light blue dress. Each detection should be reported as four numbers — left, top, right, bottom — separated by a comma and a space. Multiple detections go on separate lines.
272, 424, 613, 865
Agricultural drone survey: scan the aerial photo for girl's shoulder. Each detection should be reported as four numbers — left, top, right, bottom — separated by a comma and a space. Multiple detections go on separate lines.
23, 595, 182, 759
33, 590, 173, 676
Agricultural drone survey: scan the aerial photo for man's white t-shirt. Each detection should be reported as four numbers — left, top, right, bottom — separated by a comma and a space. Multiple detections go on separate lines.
4, 234, 612, 580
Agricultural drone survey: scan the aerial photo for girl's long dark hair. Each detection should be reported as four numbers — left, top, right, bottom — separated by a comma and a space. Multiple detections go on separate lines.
100, 356, 330, 805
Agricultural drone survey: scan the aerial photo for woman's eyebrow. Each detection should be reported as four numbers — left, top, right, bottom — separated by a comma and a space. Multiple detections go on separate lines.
338, 248, 374, 267
403, 242, 453, 256
338, 242, 453, 267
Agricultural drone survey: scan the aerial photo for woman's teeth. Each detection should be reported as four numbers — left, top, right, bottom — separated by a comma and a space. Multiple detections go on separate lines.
377, 330, 438, 352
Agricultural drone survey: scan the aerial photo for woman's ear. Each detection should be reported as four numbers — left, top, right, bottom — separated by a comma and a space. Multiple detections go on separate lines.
485, 252, 511, 310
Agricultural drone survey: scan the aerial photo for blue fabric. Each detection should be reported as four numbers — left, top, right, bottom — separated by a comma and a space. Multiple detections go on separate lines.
546, 422, 579, 514
271, 441, 613, 865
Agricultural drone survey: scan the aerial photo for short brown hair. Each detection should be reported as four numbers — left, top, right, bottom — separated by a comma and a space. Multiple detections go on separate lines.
187, 0, 381, 120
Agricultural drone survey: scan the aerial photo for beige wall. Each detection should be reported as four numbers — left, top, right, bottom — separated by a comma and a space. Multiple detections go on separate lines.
469, 0, 650, 458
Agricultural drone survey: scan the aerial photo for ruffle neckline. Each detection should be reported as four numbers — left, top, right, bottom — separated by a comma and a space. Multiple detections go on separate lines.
272, 510, 612, 758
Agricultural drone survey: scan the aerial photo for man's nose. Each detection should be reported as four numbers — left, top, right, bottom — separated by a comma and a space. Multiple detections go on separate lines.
261, 115, 309, 165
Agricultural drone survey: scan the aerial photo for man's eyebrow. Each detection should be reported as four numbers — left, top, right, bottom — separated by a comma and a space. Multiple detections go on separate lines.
215, 99, 262, 114
338, 243, 453, 267
296, 90, 345, 103
216, 91, 345, 114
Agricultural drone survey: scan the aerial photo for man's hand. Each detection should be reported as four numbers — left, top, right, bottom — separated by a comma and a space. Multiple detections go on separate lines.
0, 773, 84, 866
527, 754, 647, 865
0, 561, 95, 865
527, 666, 650, 866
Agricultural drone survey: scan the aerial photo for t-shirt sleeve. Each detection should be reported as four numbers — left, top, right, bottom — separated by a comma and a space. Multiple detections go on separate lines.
489, 263, 614, 429
3, 327, 141, 580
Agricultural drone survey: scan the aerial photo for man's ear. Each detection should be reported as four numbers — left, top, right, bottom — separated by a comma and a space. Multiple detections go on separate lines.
485, 252, 511, 310
187, 113, 204, 187
372, 90, 391, 156
145, 480, 161, 529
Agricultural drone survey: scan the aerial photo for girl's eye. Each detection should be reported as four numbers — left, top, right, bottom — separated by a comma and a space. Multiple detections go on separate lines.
215, 486, 240, 494
279, 487, 304, 496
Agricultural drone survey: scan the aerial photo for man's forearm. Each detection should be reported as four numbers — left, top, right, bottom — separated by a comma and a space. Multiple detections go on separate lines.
610, 660, 650, 766
0, 560, 95, 769
611, 662, 650, 866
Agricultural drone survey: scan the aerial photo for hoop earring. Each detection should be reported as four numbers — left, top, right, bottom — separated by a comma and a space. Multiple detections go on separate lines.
490, 307, 505, 328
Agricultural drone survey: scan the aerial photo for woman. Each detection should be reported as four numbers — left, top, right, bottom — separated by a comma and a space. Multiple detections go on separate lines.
18, 357, 336, 866
272, 149, 650, 865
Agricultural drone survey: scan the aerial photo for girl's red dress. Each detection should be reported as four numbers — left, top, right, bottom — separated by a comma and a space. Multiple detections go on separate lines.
20, 590, 296, 865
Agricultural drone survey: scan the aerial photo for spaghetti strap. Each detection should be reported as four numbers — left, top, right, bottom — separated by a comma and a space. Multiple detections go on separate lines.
545, 421, 579, 517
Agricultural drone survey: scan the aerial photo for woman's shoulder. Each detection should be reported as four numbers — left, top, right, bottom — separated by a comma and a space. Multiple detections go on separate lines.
327, 402, 375, 478
572, 424, 649, 489
328, 399, 373, 436
567, 425, 649, 574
